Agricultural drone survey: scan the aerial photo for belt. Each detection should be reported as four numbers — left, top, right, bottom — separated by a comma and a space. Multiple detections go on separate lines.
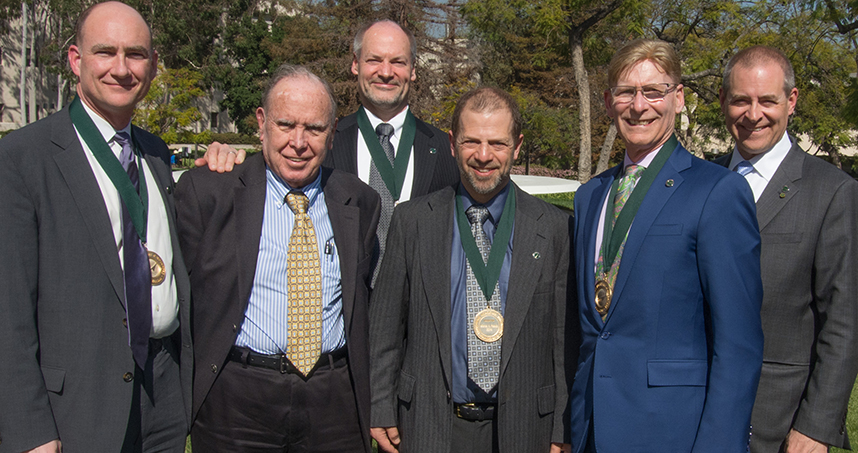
454, 402, 496, 421
228, 346, 348, 375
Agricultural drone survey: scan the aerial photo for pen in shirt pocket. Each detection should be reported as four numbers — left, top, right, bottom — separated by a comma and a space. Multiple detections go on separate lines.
324, 239, 335, 261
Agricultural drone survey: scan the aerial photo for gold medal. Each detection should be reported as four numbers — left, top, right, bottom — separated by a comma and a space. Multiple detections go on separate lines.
594, 278, 612, 316
148, 250, 166, 286
473, 308, 503, 343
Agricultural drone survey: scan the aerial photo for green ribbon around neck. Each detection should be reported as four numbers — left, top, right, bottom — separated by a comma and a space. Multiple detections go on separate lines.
455, 186, 516, 301
600, 134, 678, 269
356, 106, 416, 201
69, 96, 148, 243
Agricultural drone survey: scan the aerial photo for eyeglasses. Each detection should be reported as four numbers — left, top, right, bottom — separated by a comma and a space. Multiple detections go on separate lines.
609, 83, 679, 104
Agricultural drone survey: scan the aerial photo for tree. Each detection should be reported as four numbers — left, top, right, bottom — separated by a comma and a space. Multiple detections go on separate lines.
136, 65, 210, 144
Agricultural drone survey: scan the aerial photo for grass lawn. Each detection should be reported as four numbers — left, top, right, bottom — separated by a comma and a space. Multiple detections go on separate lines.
535, 191, 575, 213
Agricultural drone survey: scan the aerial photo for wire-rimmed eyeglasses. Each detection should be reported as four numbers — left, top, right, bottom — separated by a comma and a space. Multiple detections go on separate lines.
609, 83, 679, 104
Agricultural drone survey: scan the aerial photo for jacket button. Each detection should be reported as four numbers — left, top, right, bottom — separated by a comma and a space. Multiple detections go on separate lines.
600, 332, 611, 340
122, 318, 128, 328
446, 391, 451, 400
123, 372, 134, 382
233, 324, 238, 332
211, 364, 218, 373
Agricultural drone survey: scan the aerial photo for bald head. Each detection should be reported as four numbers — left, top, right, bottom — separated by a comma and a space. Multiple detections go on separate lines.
75, 2, 152, 48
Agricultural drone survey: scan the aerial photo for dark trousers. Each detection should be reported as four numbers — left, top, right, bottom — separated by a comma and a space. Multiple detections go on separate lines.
122, 335, 188, 453
191, 351, 363, 452
450, 413, 498, 453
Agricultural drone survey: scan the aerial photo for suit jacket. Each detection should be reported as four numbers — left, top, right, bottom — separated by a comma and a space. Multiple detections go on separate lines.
323, 110, 460, 197
369, 185, 576, 452
175, 154, 380, 452
571, 143, 764, 453
0, 108, 192, 452
714, 144, 858, 450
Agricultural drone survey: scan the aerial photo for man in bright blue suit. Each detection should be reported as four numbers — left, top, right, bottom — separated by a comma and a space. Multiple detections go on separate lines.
570, 39, 764, 452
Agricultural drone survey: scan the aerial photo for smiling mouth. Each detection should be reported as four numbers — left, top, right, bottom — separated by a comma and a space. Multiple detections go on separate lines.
626, 119, 655, 126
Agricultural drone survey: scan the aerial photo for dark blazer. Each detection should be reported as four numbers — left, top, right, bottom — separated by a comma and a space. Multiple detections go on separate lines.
369, 185, 575, 452
175, 154, 380, 452
571, 143, 764, 453
0, 108, 192, 452
323, 111, 460, 197
714, 144, 858, 450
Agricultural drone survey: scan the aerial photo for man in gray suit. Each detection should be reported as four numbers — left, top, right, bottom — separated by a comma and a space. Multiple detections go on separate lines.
0, 2, 191, 452
369, 87, 574, 452
716, 45, 858, 452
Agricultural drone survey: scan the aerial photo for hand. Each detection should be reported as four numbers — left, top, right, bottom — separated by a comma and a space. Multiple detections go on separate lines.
25, 439, 62, 452
784, 429, 828, 453
195, 142, 246, 173
371, 426, 400, 452
550, 442, 571, 453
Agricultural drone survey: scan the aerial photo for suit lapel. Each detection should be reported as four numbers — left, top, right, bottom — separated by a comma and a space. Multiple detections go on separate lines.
606, 146, 689, 322
322, 169, 361, 334
330, 114, 359, 174
500, 186, 546, 373
52, 111, 126, 305
756, 145, 802, 231
234, 156, 267, 313
579, 168, 619, 326
410, 119, 442, 197
418, 189, 455, 385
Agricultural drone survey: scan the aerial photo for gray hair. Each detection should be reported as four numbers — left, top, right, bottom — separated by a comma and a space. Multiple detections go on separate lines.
353, 20, 417, 64
261, 64, 337, 126
723, 46, 796, 97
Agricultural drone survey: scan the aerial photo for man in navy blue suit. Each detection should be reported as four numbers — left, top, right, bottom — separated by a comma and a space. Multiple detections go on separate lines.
569, 39, 764, 452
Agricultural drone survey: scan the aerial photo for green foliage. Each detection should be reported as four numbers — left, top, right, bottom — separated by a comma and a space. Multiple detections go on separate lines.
535, 191, 576, 212
210, 132, 261, 145
136, 66, 209, 144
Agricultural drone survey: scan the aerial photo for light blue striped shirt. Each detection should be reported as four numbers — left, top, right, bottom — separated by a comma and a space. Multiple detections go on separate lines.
234, 168, 345, 355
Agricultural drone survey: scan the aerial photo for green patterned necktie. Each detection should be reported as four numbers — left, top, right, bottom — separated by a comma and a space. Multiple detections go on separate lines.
595, 164, 646, 318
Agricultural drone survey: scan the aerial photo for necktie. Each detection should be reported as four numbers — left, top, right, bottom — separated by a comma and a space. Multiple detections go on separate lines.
114, 132, 151, 369
285, 191, 322, 376
734, 160, 754, 176
369, 123, 396, 287
465, 205, 502, 393
595, 164, 646, 319
612, 164, 645, 225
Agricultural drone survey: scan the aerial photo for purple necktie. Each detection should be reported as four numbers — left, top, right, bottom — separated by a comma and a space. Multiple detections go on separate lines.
115, 132, 152, 369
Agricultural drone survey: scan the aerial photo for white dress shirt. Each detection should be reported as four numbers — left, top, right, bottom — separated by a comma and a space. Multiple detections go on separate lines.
75, 102, 179, 338
356, 107, 417, 202
727, 132, 792, 202
593, 145, 662, 270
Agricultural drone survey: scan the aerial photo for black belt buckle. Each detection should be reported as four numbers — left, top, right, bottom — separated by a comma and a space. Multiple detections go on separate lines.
279, 354, 289, 374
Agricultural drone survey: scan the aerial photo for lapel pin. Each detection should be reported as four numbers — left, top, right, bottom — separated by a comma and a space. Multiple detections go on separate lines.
665, 179, 674, 187
429, 147, 437, 154
779, 185, 789, 198
532, 252, 540, 259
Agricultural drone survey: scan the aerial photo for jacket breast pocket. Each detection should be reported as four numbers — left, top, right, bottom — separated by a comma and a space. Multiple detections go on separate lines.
647, 224, 683, 236
647, 359, 707, 387
762, 232, 802, 244
41, 366, 66, 394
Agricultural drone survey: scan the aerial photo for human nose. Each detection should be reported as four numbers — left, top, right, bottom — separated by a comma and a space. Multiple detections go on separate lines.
746, 101, 763, 122
631, 89, 649, 111
290, 127, 308, 150
378, 61, 393, 78
111, 54, 131, 78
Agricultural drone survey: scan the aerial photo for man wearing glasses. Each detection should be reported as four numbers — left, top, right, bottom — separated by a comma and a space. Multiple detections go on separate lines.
569, 39, 764, 452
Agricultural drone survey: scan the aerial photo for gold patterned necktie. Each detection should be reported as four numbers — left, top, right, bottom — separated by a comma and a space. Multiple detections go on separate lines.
285, 191, 322, 376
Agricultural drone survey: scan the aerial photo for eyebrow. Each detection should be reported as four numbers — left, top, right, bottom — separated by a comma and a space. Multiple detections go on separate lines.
90, 43, 151, 56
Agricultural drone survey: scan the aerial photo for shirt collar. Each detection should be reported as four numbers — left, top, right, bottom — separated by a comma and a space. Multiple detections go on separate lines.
80, 99, 132, 148
727, 132, 792, 181
458, 182, 512, 227
623, 142, 662, 169
363, 105, 409, 140
265, 165, 323, 210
